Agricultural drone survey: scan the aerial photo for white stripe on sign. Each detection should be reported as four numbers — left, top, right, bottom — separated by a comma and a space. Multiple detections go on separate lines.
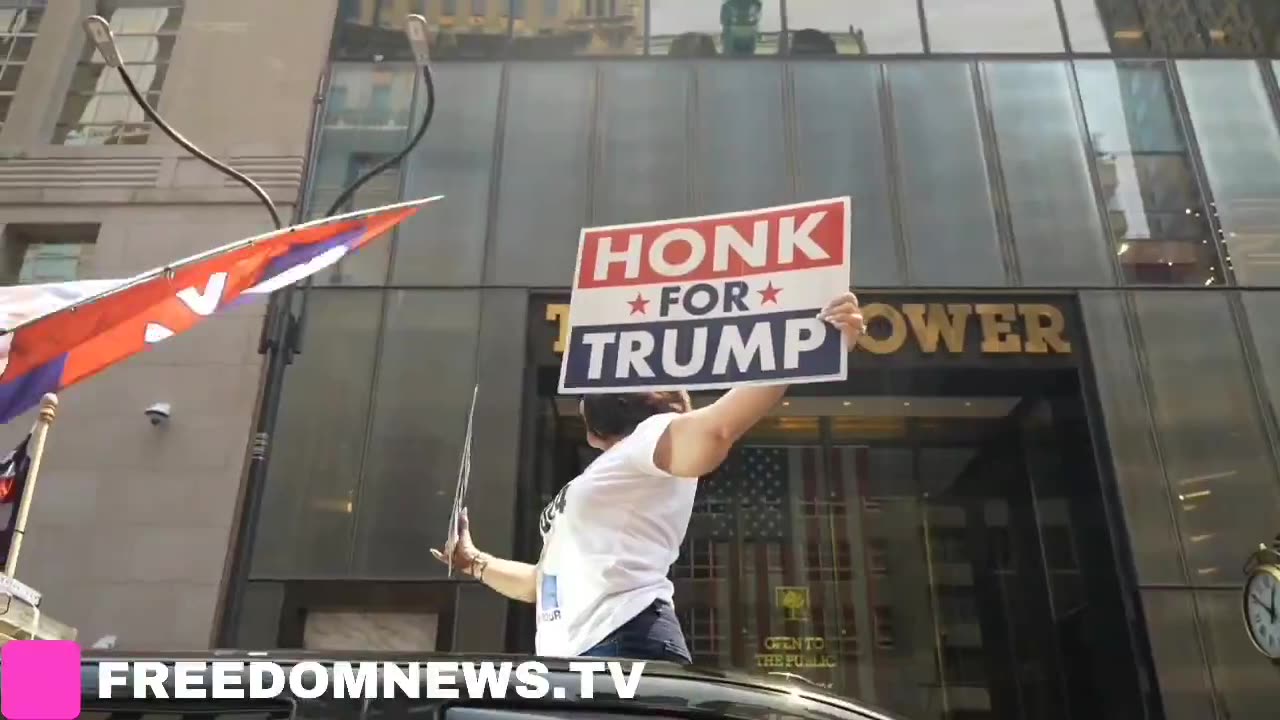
565, 266, 848, 328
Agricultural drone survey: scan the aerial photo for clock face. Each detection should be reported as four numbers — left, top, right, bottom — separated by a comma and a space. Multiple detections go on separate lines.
1245, 570, 1280, 658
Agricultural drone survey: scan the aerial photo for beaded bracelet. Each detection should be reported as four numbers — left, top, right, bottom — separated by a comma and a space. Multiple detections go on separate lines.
472, 553, 491, 582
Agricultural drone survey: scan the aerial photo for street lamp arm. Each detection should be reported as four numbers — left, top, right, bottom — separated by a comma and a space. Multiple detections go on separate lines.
113, 67, 283, 229
324, 65, 437, 217
292, 48, 438, 354
216, 16, 439, 647
82, 16, 282, 229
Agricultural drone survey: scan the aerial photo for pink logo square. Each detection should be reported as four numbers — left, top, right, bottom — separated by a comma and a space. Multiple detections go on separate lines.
2, 641, 81, 720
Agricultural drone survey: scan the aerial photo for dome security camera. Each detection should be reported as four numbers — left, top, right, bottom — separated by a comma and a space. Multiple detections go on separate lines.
144, 402, 171, 426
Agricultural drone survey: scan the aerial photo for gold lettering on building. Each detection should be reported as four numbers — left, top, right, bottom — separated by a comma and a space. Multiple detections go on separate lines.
546, 304, 570, 354
975, 304, 1022, 353
764, 636, 825, 651
855, 303, 907, 354
1020, 303, 1072, 354
545, 301, 1071, 356
755, 636, 838, 669
901, 303, 970, 353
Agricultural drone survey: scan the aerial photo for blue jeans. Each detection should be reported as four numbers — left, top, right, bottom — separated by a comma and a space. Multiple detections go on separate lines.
580, 600, 692, 664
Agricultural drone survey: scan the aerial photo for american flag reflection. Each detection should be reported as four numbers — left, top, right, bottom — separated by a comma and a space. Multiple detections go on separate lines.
700, 446, 792, 541
675, 444, 874, 694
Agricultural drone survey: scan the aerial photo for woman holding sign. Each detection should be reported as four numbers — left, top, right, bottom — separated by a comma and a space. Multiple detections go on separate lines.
432, 290, 864, 663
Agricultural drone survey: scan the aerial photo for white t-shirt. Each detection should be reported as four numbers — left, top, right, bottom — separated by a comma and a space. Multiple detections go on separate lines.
534, 412, 697, 657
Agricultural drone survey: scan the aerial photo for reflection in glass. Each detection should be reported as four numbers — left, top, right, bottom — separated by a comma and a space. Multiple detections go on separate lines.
309, 64, 417, 285
53, 2, 183, 145
1077, 0, 1280, 55
1180, 60, 1280, 286
420, 0, 512, 59
982, 62, 1113, 285
784, 0, 921, 55
510, 0, 644, 57
1055, 0, 1110, 51
334, 0, 463, 59
648, 0, 782, 56
1075, 61, 1221, 285
922, 0, 1064, 52
886, 63, 1004, 286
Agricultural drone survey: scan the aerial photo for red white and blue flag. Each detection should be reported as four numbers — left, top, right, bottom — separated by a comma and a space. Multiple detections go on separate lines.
0, 431, 30, 564
558, 197, 852, 393
0, 196, 441, 424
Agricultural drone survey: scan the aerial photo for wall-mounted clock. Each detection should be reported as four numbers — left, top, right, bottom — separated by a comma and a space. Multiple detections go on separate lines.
1243, 537, 1280, 662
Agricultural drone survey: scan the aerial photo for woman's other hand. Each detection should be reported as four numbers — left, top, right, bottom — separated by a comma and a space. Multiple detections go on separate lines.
818, 290, 864, 351
430, 507, 481, 575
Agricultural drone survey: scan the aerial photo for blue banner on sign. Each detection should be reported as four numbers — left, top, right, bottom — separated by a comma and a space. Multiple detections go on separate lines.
562, 308, 844, 391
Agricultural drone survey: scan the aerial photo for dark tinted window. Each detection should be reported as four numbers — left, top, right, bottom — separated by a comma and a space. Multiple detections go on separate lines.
394, 62, 502, 285
887, 63, 1005, 286
1132, 291, 1280, 585
791, 63, 901, 286
251, 289, 383, 577
981, 62, 1113, 285
352, 289, 482, 577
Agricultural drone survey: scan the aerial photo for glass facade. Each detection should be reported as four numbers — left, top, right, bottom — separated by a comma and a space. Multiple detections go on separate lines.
232, 3, 1280, 720
325, 0, 1280, 59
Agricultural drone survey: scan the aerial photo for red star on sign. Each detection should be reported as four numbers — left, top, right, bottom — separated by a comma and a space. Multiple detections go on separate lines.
758, 282, 782, 305
627, 293, 650, 315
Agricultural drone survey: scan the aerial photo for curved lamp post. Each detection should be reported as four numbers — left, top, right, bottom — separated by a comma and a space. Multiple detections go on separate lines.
82, 15, 284, 229
80, 14, 438, 646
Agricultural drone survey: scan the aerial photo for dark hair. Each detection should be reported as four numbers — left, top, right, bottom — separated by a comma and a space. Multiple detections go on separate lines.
580, 391, 691, 441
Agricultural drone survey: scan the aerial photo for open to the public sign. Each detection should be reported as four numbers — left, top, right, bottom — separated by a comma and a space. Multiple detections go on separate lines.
558, 198, 853, 394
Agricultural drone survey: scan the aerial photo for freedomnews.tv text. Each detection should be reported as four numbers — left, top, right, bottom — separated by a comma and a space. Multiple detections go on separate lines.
97, 660, 645, 700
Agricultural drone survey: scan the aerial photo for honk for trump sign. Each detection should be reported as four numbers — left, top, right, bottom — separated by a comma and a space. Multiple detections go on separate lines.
558, 198, 853, 393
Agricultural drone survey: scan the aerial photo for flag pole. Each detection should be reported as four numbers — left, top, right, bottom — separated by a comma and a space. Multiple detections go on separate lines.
4, 393, 57, 579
